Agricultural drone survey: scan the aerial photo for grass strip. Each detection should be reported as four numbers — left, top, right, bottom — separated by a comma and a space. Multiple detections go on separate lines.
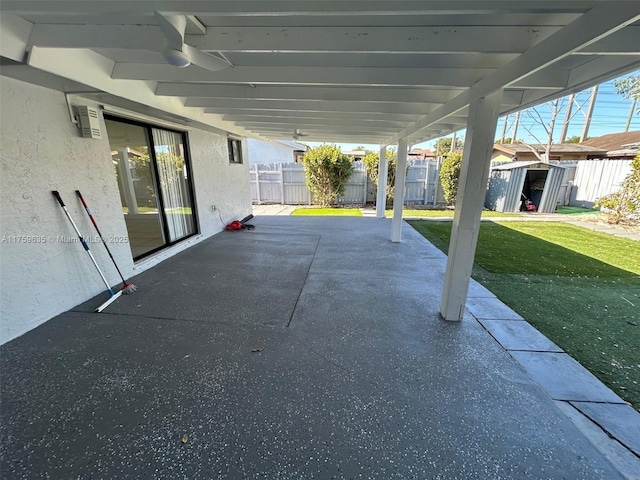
409, 219, 640, 410
291, 208, 363, 216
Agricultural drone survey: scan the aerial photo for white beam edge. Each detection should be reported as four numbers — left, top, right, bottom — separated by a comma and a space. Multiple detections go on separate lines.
386, 2, 640, 145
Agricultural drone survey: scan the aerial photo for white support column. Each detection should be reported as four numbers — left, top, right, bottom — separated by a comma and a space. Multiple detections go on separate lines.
390, 138, 408, 242
440, 90, 503, 321
376, 145, 388, 218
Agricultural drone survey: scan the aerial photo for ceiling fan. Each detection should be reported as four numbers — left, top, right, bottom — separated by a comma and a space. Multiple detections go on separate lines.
155, 11, 230, 71
292, 129, 310, 140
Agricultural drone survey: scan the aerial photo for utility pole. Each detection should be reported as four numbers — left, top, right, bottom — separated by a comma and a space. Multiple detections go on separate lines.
450, 131, 457, 153
580, 85, 598, 142
500, 115, 509, 143
559, 93, 575, 143
625, 98, 637, 132
511, 111, 520, 144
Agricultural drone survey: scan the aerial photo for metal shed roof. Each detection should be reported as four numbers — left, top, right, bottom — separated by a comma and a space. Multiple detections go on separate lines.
492, 160, 567, 170
1, 1, 639, 145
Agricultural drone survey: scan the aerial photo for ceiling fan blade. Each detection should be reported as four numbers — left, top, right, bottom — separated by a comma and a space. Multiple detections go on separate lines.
183, 45, 231, 72
154, 11, 186, 51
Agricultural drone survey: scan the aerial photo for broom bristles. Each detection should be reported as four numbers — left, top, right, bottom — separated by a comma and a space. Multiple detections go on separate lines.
120, 282, 137, 294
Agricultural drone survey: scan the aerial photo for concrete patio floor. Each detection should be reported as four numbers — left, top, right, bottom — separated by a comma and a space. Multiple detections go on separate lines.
1, 216, 638, 479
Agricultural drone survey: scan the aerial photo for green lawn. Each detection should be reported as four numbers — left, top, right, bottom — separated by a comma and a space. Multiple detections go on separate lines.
389, 209, 520, 218
555, 206, 602, 216
409, 220, 640, 410
292, 207, 363, 216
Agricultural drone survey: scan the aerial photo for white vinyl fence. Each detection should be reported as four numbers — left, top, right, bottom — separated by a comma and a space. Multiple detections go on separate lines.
250, 158, 633, 208
555, 158, 633, 208
250, 160, 447, 205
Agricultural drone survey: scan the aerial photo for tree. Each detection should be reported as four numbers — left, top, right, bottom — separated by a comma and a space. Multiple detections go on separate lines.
302, 145, 354, 207
435, 137, 464, 156
564, 135, 582, 144
595, 153, 640, 224
614, 74, 640, 113
438, 152, 463, 205
362, 148, 398, 204
520, 98, 561, 161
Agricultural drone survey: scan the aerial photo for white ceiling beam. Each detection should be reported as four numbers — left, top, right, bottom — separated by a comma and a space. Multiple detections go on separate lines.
267, 135, 389, 143
189, 89, 525, 109
1, 13, 33, 62
158, 84, 464, 104
201, 101, 440, 115
28, 24, 560, 54
576, 26, 640, 55
188, 26, 560, 54
185, 12, 584, 28
566, 56, 640, 91
112, 64, 494, 87
240, 123, 401, 132
230, 117, 412, 128
29, 25, 165, 50
221, 111, 423, 122
388, 1, 640, 144
1, 1, 596, 15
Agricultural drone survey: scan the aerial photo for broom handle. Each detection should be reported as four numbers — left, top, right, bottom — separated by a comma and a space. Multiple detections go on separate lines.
52, 191, 114, 295
75, 190, 127, 285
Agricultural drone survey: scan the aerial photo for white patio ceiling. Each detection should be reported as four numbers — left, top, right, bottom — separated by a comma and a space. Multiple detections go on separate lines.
1, 1, 639, 146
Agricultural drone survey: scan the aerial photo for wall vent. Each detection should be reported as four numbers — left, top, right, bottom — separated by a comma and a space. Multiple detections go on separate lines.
75, 105, 102, 139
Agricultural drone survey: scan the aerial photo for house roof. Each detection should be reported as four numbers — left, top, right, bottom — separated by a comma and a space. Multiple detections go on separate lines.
1, 2, 639, 145
409, 149, 435, 157
493, 143, 606, 156
343, 150, 366, 157
581, 131, 640, 151
276, 140, 308, 151
492, 160, 566, 171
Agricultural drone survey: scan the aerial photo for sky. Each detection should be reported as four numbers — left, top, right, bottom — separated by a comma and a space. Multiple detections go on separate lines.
307, 72, 639, 152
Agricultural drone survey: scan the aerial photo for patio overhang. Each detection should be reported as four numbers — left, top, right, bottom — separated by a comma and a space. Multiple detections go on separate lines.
1, 1, 639, 321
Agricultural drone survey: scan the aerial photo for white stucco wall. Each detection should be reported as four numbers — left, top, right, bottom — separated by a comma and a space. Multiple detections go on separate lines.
0, 76, 250, 344
247, 138, 296, 164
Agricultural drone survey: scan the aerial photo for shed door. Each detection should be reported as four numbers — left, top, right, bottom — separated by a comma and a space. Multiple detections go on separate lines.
538, 167, 563, 213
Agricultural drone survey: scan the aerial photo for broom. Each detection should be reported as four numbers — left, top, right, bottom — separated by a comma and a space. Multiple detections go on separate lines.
52, 190, 123, 312
75, 190, 137, 294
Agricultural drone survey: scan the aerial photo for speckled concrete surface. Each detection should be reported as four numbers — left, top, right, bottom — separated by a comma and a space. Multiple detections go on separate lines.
0, 217, 630, 479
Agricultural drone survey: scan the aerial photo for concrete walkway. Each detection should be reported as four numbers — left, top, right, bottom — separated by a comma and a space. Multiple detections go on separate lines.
1, 216, 638, 478
260, 204, 640, 241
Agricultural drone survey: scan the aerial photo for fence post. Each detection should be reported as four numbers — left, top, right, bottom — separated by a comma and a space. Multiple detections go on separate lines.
254, 165, 262, 204
433, 158, 441, 206
362, 163, 368, 205
279, 163, 285, 204
424, 162, 430, 205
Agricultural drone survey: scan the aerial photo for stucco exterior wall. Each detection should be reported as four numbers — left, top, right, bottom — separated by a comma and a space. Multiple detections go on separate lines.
247, 139, 295, 164
0, 76, 250, 344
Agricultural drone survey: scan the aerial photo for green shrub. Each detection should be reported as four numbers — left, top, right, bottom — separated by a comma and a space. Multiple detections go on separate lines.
438, 152, 463, 205
303, 145, 354, 207
362, 150, 398, 204
595, 153, 640, 224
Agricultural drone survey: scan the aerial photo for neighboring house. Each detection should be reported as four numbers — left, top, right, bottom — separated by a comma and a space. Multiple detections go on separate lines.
247, 139, 308, 164
492, 143, 606, 162
408, 149, 435, 160
343, 150, 366, 161
581, 131, 640, 159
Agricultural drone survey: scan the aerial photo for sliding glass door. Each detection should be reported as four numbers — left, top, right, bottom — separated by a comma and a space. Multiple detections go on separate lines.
105, 116, 197, 260
151, 128, 196, 242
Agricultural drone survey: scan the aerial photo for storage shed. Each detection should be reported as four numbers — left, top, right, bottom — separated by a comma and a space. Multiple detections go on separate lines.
485, 161, 566, 213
